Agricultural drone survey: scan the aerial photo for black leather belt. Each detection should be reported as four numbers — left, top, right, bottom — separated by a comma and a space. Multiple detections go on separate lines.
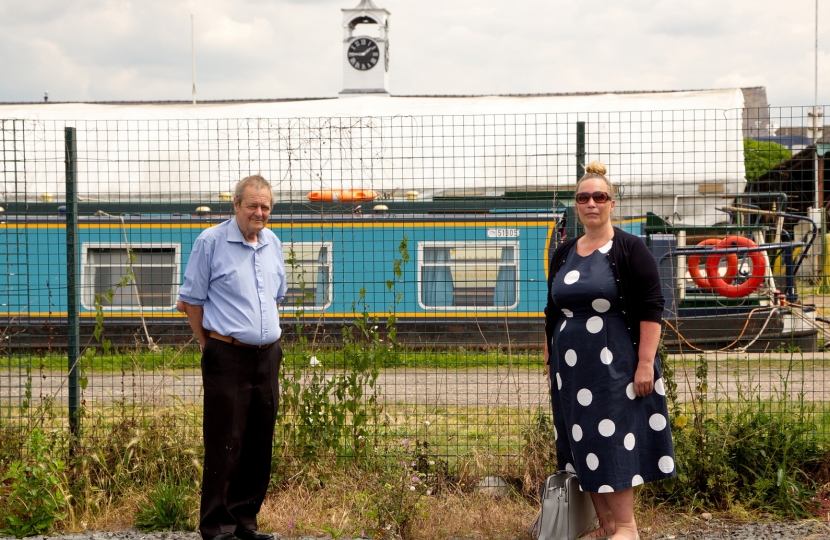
208, 331, 274, 350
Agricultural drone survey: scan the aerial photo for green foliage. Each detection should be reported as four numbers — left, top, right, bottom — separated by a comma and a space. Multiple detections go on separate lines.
279, 286, 386, 463
0, 348, 203, 372
726, 399, 819, 515
0, 426, 25, 470
134, 480, 198, 532
0, 392, 202, 534
651, 352, 822, 516
0, 429, 70, 537
744, 138, 791, 182
278, 236, 409, 466
0, 347, 543, 372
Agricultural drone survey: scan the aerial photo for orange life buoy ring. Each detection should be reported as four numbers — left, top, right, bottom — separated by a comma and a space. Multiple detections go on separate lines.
705, 236, 766, 298
306, 189, 378, 202
688, 238, 739, 289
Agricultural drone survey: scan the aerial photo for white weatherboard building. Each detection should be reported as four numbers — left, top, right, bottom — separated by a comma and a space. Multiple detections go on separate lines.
0, 0, 747, 226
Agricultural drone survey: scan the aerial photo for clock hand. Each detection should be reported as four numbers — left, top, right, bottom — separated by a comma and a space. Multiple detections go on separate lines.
349, 48, 375, 58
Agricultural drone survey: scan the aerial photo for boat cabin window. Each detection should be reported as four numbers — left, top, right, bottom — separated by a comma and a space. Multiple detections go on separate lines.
283, 242, 332, 310
418, 242, 519, 310
81, 244, 180, 310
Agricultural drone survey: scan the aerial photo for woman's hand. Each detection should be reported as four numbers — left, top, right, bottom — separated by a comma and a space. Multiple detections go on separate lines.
634, 360, 654, 397
635, 320, 661, 397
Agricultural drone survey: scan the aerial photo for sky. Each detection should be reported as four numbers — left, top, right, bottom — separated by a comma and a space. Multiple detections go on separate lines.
0, 0, 827, 108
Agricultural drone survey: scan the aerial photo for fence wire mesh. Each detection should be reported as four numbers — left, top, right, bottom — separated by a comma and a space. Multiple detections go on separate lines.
1, 106, 829, 465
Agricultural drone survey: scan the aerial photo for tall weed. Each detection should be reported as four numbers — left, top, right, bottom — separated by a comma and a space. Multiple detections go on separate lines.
278, 287, 384, 466
278, 236, 408, 468
0, 429, 70, 537
362, 437, 444, 540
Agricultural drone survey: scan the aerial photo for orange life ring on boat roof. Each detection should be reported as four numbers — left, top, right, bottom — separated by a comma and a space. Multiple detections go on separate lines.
704, 236, 766, 298
688, 238, 739, 290
306, 189, 378, 202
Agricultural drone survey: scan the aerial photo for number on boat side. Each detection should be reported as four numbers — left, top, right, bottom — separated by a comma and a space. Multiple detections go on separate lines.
487, 229, 519, 238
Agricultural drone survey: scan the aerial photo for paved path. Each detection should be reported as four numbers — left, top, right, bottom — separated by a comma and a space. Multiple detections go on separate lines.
2, 354, 828, 408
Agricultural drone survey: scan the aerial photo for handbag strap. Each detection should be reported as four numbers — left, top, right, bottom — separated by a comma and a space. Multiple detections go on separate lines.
538, 486, 568, 540
552, 489, 568, 540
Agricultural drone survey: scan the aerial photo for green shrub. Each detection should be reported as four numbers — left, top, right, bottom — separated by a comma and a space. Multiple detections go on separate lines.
0, 429, 69, 537
744, 138, 791, 182
652, 352, 823, 516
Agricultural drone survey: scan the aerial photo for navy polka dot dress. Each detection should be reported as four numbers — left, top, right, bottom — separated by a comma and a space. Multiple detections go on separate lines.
549, 240, 676, 492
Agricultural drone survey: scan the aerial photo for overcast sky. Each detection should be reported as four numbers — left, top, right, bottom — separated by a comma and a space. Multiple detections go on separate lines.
0, 0, 827, 107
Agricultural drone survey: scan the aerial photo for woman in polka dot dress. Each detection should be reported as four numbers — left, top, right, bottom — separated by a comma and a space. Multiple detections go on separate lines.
544, 162, 675, 540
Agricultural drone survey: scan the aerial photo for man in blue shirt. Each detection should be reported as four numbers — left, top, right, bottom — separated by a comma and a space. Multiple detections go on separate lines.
177, 174, 287, 540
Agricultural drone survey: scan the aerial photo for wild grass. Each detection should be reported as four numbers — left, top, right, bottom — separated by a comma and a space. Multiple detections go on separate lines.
6, 345, 830, 374
2, 289, 830, 536
1, 391, 828, 538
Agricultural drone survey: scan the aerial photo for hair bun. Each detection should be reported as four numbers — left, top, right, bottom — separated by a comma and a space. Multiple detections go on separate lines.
584, 161, 607, 176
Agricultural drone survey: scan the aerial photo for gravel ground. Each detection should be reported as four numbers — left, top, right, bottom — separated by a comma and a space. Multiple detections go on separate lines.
647, 519, 830, 539
6, 520, 830, 540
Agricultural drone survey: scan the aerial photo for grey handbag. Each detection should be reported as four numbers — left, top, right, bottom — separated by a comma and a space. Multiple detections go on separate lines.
531, 471, 597, 540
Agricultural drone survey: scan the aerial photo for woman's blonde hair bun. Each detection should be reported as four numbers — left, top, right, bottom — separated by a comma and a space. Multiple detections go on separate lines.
584, 161, 607, 176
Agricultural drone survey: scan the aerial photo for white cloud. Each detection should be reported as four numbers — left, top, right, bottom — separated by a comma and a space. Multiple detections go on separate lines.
0, 0, 826, 105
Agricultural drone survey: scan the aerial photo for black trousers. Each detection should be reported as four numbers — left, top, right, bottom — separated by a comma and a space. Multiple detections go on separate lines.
199, 337, 282, 539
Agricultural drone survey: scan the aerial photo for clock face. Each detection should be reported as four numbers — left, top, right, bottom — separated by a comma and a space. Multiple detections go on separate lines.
348, 38, 380, 71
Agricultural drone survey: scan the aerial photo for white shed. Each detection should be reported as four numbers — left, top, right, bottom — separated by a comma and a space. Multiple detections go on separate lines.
0, 88, 746, 226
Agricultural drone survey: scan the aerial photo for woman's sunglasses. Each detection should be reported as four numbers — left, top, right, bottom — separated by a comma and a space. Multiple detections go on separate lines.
575, 191, 611, 204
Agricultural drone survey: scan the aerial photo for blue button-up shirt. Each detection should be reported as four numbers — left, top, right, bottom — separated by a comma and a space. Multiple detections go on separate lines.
178, 217, 287, 345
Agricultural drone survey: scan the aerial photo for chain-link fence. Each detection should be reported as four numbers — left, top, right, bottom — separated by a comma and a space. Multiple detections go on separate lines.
1, 104, 829, 464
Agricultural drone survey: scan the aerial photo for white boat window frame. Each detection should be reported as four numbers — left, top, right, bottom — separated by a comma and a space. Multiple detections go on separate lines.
80, 242, 181, 311
282, 241, 333, 311
417, 240, 520, 311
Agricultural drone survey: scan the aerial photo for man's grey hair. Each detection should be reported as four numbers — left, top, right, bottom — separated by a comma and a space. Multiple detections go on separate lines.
234, 175, 273, 206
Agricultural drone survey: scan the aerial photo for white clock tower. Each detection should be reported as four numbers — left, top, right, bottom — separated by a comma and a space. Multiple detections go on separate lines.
340, 0, 390, 96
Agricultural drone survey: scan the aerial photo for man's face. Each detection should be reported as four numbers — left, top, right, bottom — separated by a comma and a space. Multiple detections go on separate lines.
234, 186, 272, 241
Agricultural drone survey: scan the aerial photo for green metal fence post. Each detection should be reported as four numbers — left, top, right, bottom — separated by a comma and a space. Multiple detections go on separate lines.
65, 126, 80, 449
576, 121, 586, 181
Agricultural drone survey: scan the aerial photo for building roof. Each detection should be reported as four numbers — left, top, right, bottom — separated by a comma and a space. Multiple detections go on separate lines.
352, 0, 381, 9
1, 87, 750, 107
750, 135, 813, 150
0, 88, 746, 121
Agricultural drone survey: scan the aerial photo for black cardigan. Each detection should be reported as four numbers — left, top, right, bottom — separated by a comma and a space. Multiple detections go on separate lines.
544, 228, 664, 362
